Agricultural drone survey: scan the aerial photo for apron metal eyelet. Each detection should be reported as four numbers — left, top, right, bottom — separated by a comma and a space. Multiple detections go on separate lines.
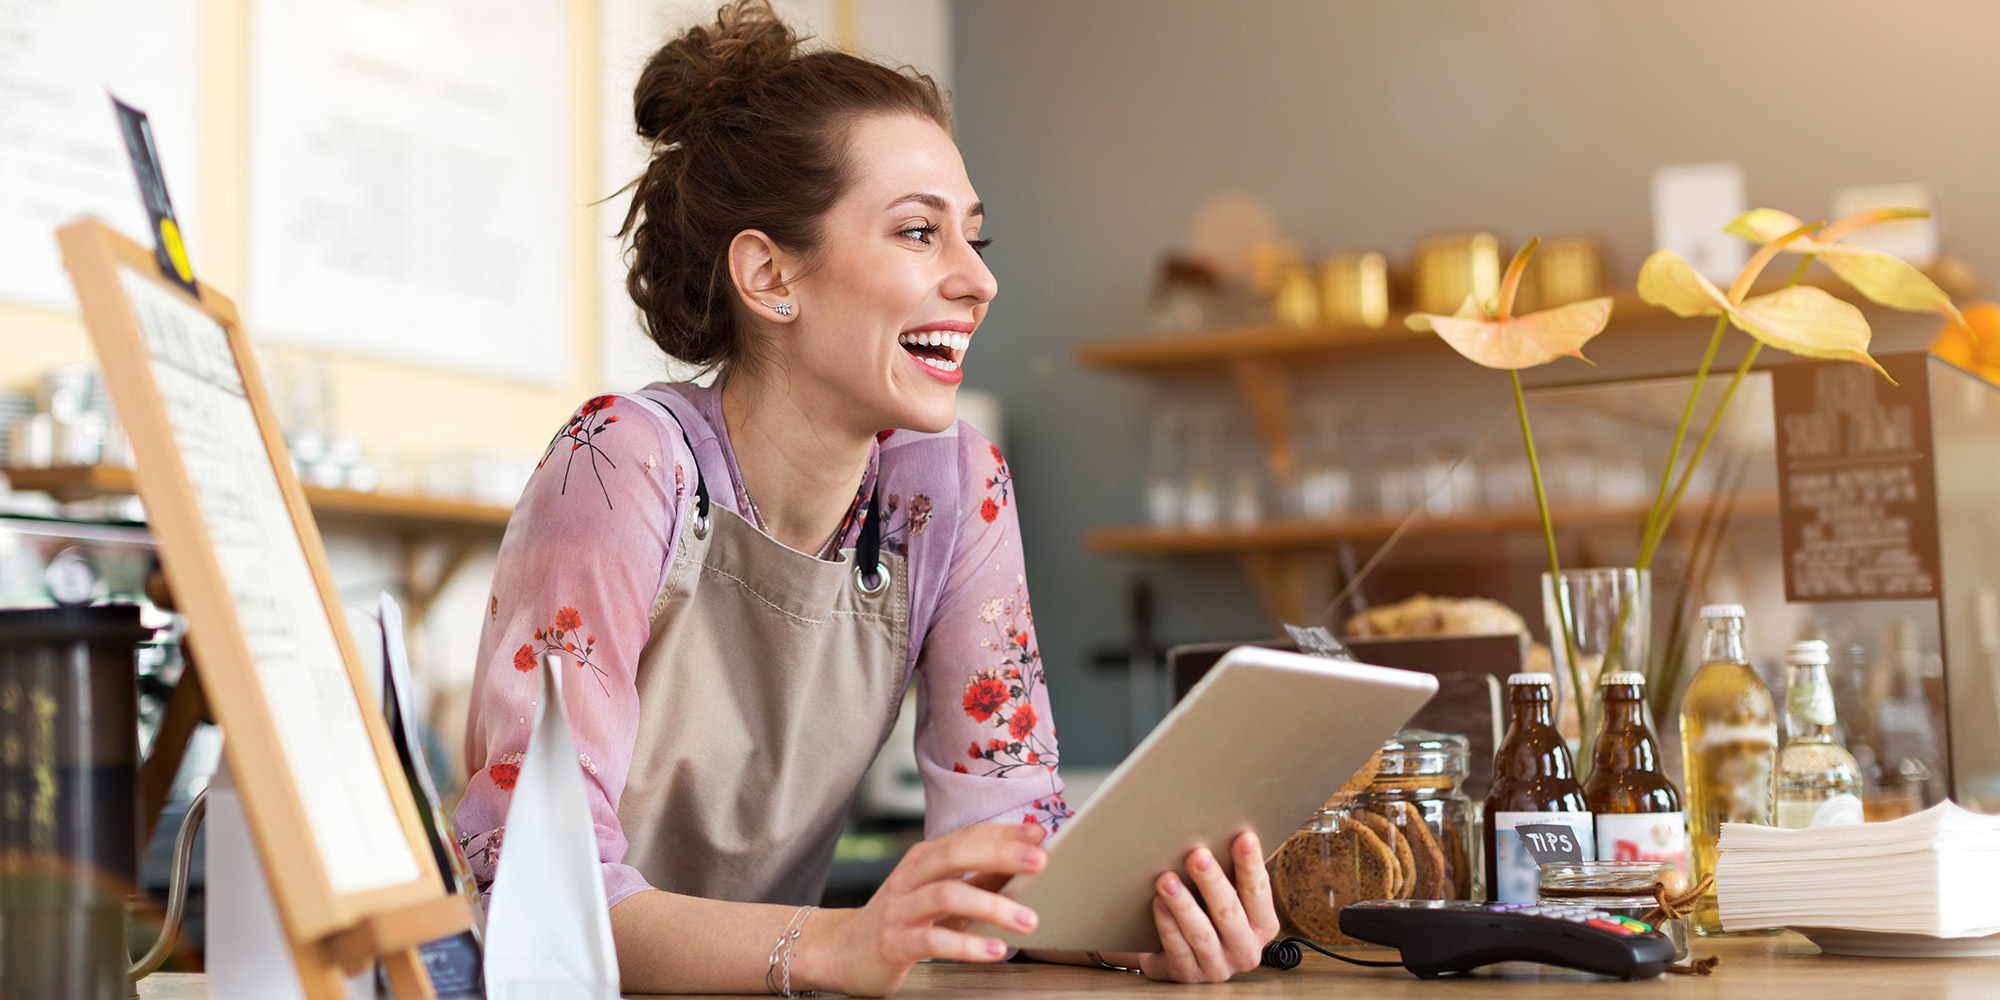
853, 560, 890, 596
691, 512, 710, 540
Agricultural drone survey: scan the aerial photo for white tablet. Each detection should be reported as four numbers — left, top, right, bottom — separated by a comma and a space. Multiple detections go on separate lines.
993, 645, 1438, 952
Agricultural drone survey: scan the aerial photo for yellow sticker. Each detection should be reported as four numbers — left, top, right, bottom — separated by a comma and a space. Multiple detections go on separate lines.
161, 218, 193, 283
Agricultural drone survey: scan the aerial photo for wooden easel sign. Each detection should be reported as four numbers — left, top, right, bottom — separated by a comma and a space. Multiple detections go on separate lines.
56, 219, 468, 999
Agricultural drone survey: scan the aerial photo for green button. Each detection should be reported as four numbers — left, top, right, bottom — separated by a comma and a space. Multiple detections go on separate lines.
1615, 916, 1653, 932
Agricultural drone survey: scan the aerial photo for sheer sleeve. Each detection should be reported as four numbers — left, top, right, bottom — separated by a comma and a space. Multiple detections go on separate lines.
453, 393, 691, 908
911, 429, 1069, 837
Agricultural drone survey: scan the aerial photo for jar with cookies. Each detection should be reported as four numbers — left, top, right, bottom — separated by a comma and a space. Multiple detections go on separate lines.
1266, 730, 1474, 946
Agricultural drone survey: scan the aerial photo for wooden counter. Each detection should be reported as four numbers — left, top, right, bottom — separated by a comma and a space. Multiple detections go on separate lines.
133, 932, 2000, 998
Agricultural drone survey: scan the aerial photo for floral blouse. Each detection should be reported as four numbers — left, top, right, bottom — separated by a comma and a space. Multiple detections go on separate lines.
454, 382, 1068, 908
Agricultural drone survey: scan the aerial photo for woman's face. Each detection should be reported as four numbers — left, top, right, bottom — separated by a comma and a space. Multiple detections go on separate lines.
781, 113, 997, 436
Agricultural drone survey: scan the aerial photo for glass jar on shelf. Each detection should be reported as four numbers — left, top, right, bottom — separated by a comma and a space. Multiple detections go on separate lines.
1266, 730, 1475, 946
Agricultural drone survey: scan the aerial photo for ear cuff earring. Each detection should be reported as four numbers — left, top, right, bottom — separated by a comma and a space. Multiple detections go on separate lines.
763, 300, 793, 316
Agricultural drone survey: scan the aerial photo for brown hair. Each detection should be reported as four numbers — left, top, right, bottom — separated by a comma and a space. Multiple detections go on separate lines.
619, 0, 952, 370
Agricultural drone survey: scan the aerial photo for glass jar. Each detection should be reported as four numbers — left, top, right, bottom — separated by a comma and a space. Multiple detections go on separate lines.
1266, 730, 1474, 945
1537, 860, 1690, 960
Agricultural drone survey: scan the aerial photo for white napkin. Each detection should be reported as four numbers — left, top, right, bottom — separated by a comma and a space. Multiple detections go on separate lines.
482, 653, 621, 1000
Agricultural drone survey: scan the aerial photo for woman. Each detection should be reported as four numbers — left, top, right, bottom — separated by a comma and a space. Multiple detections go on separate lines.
455, 3, 1278, 994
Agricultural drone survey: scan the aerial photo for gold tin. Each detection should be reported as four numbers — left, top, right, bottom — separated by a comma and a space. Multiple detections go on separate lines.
1413, 232, 1501, 316
1320, 251, 1390, 329
1532, 235, 1607, 309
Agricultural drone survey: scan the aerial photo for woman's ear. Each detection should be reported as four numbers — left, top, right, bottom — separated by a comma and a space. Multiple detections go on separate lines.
727, 230, 800, 323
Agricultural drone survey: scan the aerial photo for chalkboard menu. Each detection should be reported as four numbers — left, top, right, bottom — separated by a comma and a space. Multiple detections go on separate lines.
1772, 353, 1940, 602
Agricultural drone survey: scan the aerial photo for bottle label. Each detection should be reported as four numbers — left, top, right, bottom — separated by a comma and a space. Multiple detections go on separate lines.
1788, 682, 1836, 727
1594, 811, 1689, 881
1491, 810, 1594, 903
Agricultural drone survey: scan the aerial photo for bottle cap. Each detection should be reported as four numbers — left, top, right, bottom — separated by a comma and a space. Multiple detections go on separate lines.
1600, 671, 1647, 687
1786, 639, 1831, 665
1699, 603, 1746, 619
1507, 671, 1556, 686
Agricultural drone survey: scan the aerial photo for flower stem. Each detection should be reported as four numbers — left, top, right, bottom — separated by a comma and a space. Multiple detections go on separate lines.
1644, 342, 1764, 559
1638, 314, 1728, 572
1513, 371, 1584, 733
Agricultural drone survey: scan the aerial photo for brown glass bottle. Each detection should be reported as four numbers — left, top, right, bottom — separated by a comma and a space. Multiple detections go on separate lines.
1483, 672, 1593, 902
1583, 672, 1689, 878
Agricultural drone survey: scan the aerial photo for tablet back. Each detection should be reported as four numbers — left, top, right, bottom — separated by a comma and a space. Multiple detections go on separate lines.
997, 646, 1437, 951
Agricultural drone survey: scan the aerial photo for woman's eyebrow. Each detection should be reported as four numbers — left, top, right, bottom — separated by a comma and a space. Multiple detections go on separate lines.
887, 192, 985, 218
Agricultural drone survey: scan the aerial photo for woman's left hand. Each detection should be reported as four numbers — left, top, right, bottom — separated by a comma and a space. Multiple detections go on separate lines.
1111, 830, 1281, 983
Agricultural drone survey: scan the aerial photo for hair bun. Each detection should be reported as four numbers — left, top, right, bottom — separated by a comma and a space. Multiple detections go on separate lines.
634, 0, 801, 145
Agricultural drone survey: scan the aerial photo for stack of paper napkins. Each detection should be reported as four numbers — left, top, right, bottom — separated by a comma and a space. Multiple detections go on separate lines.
1717, 802, 2000, 936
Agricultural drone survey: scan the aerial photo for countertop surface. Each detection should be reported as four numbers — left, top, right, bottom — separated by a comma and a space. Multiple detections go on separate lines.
135, 932, 2000, 999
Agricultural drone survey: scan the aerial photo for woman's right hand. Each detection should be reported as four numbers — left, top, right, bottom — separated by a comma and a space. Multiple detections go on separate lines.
799, 821, 1048, 997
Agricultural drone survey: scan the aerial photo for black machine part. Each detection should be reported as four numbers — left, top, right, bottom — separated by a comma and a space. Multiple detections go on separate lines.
1336, 899, 1677, 980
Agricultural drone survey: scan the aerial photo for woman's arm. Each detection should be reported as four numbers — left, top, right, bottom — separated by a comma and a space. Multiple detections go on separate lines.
611, 821, 1050, 996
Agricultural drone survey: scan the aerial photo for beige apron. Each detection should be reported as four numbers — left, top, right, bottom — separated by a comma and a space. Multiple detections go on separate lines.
614, 392, 911, 905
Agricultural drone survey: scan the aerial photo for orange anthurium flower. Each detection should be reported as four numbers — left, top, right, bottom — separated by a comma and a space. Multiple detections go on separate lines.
1724, 208, 1964, 327
1405, 238, 1612, 369
1637, 222, 1888, 378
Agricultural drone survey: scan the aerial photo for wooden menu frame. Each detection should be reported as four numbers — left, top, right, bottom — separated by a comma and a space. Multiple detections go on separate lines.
57, 219, 467, 998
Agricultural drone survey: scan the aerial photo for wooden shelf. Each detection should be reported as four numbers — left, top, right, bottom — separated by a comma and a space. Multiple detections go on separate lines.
1076, 258, 1978, 480
3, 465, 512, 536
1077, 257, 1981, 374
1087, 492, 1779, 556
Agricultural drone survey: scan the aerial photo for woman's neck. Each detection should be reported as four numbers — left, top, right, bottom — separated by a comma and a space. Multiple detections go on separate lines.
718, 368, 873, 556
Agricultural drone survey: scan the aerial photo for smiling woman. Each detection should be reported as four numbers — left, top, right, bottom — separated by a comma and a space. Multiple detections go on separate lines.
453, 2, 1275, 995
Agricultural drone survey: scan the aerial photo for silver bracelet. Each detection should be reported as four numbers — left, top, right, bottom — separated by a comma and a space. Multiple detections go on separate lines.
765, 904, 818, 997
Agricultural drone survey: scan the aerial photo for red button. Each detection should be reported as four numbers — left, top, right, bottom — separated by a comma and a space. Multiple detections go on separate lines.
1586, 918, 1632, 935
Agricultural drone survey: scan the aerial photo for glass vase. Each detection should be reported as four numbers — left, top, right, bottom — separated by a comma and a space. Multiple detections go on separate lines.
1540, 567, 1651, 742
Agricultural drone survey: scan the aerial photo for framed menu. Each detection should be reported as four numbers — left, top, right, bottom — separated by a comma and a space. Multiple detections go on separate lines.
1772, 352, 1941, 602
57, 219, 462, 994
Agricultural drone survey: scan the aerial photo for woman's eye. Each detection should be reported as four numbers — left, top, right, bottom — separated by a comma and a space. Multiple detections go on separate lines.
970, 238, 994, 257
900, 224, 940, 244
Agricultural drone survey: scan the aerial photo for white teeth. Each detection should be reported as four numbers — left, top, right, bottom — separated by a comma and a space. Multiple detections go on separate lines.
916, 355, 960, 372
898, 330, 973, 353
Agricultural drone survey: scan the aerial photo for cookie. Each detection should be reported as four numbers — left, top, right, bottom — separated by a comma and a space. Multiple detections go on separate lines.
1437, 812, 1472, 899
1267, 818, 1398, 945
1384, 801, 1448, 899
1349, 809, 1414, 899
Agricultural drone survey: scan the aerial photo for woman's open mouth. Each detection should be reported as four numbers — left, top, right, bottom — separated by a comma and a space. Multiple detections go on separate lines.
897, 330, 969, 376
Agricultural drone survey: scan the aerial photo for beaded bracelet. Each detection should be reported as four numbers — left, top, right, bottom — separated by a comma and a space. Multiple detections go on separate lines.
764, 904, 818, 997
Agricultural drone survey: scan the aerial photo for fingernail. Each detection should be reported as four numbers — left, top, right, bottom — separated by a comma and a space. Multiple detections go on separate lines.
987, 939, 1007, 958
1014, 908, 1037, 931
1239, 836, 1257, 855
1021, 848, 1045, 866
1193, 850, 1212, 872
1161, 874, 1181, 896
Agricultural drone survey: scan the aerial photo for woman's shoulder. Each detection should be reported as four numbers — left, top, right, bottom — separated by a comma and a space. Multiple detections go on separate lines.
873, 420, 1015, 556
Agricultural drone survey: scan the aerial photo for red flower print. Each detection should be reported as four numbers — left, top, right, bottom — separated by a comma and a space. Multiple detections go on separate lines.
554, 607, 582, 632
580, 395, 615, 416
534, 628, 544, 640
877, 429, 896, 442
1023, 814, 1040, 827
603, 415, 619, 424
963, 674, 1008, 722
586, 635, 596, 645
1027, 750, 1040, 764
989, 738, 1007, 753
953, 762, 968, 773
1008, 704, 1038, 742
979, 497, 1000, 523
488, 762, 520, 791
512, 644, 535, 672
990, 444, 1004, 462
968, 741, 981, 760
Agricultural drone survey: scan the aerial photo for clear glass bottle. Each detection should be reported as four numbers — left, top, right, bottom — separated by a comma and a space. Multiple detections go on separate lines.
1776, 640, 1864, 828
1678, 604, 1778, 936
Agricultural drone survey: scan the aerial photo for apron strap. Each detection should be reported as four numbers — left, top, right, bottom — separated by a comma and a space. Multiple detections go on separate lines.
624, 388, 885, 588
625, 391, 710, 526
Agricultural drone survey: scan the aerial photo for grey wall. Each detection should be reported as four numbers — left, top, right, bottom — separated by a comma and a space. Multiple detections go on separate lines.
950, 0, 2000, 766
